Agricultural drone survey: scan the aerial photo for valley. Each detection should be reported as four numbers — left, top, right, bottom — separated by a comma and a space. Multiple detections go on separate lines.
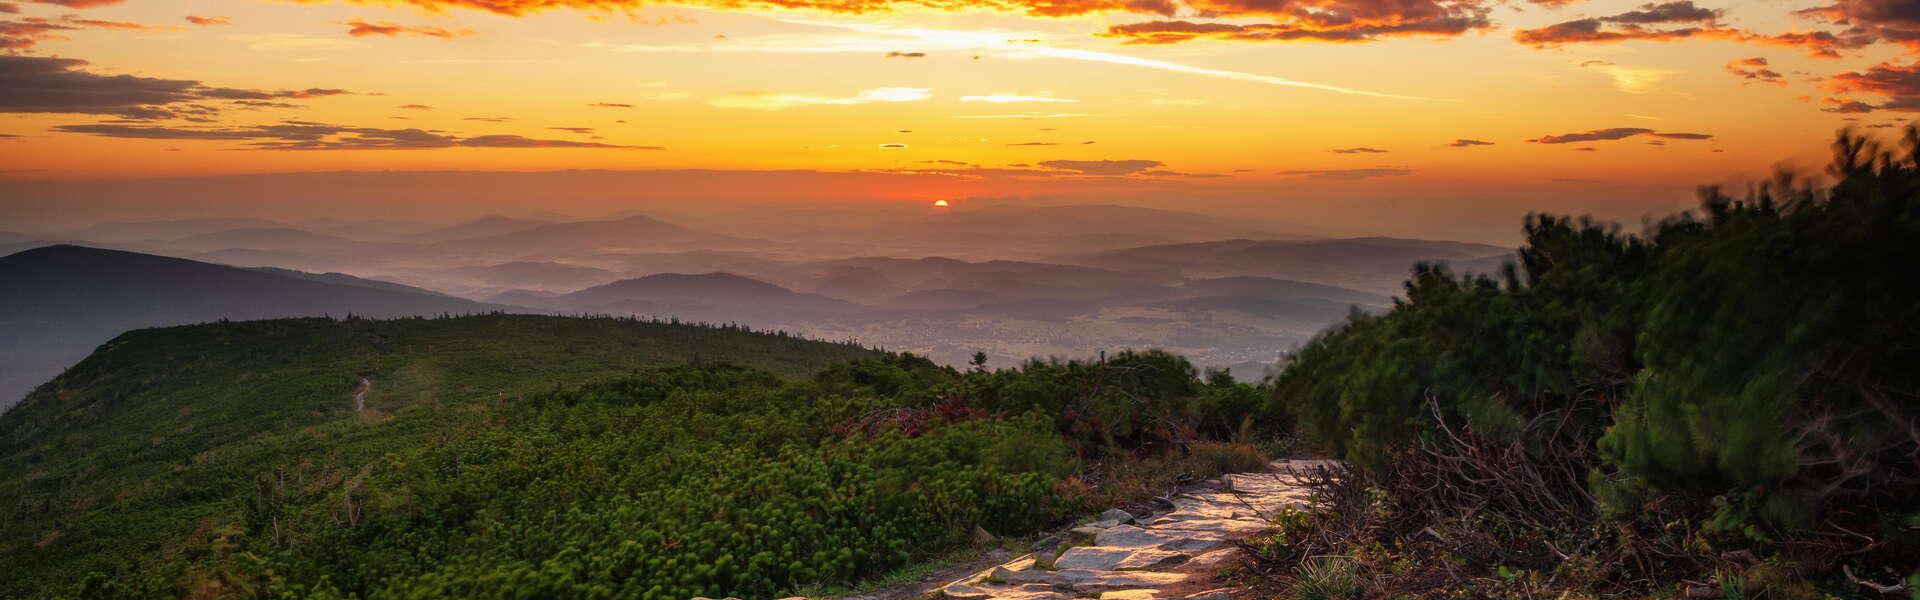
0, 203, 1503, 409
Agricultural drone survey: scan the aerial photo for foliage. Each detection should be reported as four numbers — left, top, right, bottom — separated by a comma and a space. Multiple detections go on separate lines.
1273, 127, 1920, 596
0, 314, 1285, 598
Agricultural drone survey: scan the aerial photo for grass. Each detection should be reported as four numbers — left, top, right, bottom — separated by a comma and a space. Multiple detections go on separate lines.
0, 314, 879, 598
1292, 557, 1361, 600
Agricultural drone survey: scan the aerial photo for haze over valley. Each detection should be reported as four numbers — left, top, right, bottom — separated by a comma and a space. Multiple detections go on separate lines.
0, 202, 1509, 407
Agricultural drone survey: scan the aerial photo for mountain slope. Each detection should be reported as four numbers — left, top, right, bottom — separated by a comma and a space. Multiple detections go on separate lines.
0, 245, 504, 407
0, 314, 882, 598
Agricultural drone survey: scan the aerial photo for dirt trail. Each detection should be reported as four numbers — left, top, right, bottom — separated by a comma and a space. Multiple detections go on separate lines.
851, 458, 1335, 600
352, 376, 371, 412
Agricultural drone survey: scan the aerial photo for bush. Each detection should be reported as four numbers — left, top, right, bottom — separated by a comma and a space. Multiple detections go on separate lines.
1272, 126, 1920, 594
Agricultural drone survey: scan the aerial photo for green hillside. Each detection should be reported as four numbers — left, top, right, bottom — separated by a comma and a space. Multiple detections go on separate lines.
0, 313, 1282, 598
0, 314, 881, 598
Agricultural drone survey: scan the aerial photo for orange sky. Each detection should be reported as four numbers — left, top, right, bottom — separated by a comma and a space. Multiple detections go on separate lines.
0, 0, 1912, 234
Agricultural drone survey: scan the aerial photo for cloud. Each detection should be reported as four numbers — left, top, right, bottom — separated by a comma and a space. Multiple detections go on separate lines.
1725, 57, 1785, 85
1578, 59, 1677, 94
594, 19, 1436, 101
1038, 158, 1163, 174
185, 15, 229, 26
1795, 0, 1920, 52
708, 86, 931, 110
463, 116, 514, 121
1277, 167, 1412, 180
1821, 97, 1876, 113
1528, 127, 1713, 143
1446, 138, 1493, 147
459, 134, 650, 148
878, 142, 907, 148
1007, 141, 1059, 145
0, 3, 16, 13
0, 55, 351, 119
22, 0, 121, 8
885, 50, 925, 57
1099, 0, 1493, 45
1514, 1, 1866, 58
952, 112, 1089, 119
548, 126, 595, 133
1328, 146, 1388, 153
343, 18, 473, 39
231, 33, 364, 51
2, 14, 172, 49
1823, 61, 1920, 112
589, 101, 634, 108
959, 93, 1076, 103
51, 120, 660, 149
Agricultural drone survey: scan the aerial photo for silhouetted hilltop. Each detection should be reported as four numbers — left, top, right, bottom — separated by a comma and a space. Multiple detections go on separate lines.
0, 245, 505, 408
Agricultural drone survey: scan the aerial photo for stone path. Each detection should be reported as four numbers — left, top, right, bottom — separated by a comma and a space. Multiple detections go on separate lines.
932, 459, 1337, 600
353, 375, 372, 412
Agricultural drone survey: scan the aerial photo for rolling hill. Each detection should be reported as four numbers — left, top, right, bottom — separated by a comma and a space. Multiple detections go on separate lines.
166, 227, 359, 252
0, 245, 507, 408
0, 314, 882, 597
437, 214, 733, 256
539, 272, 861, 322
1070, 237, 1513, 295
413, 214, 557, 242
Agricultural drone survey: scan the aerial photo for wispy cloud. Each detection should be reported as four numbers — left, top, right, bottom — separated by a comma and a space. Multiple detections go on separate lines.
708, 86, 931, 110
1579, 60, 1677, 94
595, 19, 1441, 101
960, 93, 1076, 104
952, 113, 1090, 119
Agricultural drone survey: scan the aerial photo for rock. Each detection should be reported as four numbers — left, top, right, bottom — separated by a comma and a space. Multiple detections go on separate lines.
1051, 568, 1190, 590
984, 548, 1013, 562
944, 582, 1070, 600
973, 525, 998, 545
1183, 590, 1233, 600
991, 566, 1064, 586
1099, 508, 1137, 524
1053, 546, 1189, 571
1099, 590, 1159, 599
1094, 525, 1177, 549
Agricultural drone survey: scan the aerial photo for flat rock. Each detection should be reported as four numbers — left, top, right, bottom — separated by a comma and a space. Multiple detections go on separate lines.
915, 460, 1334, 600
1052, 546, 1189, 571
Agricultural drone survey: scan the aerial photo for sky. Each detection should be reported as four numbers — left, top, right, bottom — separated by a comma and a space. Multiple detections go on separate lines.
2, 0, 1916, 240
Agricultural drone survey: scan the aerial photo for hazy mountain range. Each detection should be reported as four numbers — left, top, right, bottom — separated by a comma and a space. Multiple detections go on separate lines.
0, 203, 1514, 408
0, 246, 501, 407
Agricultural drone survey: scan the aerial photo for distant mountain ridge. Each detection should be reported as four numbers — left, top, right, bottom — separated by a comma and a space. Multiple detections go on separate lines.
0, 245, 509, 408
535, 272, 861, 322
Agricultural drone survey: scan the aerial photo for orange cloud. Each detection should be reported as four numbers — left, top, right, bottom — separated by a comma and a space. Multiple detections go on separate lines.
22, 0, 122, 8
1824, 61, 1920, 112
51, 120, 662, 150
1513, 1, 1865, 58
343, 18, 473, 38
0, 14, 172, 49
186, 15, 231, 26
1102, 0, 1493, 44
1795, 0, 1920, 52
1725, 57, 1785, 85
0, 55, 349, 118
1528, 127, 1712, 143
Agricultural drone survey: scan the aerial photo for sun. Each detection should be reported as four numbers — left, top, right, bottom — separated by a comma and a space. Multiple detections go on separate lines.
933, 200, 950, 207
